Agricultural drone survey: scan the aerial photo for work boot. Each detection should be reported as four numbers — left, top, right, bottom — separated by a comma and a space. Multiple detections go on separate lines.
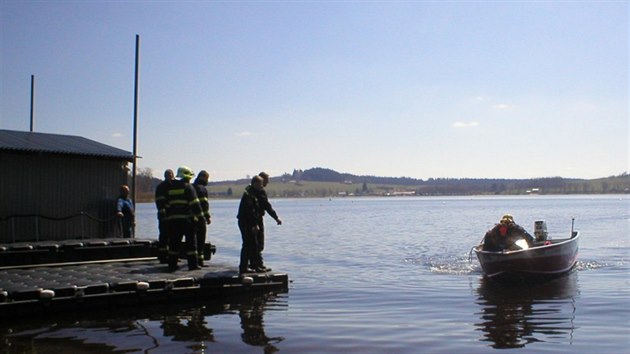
188, 257, 200, 270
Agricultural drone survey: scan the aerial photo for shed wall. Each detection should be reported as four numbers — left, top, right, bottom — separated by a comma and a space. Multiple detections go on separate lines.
0, 152, 130, 242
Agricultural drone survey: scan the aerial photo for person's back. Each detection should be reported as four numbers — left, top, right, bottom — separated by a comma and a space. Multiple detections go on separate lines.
155, 170, 173, 220
192, 170, 211, 267
165, 166, 203, 271
166, 179, 201, 221
155, 169, 174, 263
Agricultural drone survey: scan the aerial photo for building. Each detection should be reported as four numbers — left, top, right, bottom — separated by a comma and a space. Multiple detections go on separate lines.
0, 129, 134, 243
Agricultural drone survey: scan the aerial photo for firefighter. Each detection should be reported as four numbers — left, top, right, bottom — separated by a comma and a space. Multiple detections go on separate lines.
237, 175, 264, 274
192, 170, 212, 267
155, 169, 174, 263
252, 172, 282, 272
165, 166, 203, 271
482, 214, 535, 252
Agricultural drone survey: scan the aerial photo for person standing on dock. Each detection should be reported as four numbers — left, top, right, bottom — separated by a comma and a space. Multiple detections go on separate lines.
237, 175, 264, 274
253, 172, 282, 272
165, 166, 203, 271
155, 169, 174, 263
116, 185, 135, 238
192, 170, 212, 267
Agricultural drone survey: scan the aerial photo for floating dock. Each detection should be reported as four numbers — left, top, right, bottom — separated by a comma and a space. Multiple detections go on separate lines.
0, 240, 288, 318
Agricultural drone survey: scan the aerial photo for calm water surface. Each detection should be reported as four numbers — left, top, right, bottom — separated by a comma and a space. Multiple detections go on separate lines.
2, 195, 629, 353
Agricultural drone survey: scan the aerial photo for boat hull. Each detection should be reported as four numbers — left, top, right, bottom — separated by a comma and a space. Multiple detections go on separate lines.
474, 232, 579, 281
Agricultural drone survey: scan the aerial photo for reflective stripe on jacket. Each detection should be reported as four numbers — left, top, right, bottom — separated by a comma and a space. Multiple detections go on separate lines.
165, 179, 203, 221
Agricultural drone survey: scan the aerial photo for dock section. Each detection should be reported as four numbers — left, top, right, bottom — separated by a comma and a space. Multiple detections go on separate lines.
0, 241, 288, 318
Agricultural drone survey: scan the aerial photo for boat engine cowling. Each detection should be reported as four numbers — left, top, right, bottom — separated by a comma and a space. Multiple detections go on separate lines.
534, 220, 548, 241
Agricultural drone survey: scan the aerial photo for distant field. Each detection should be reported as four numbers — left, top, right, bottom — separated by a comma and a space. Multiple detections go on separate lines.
135, 174, 628, 202
206, 180, 412, 199
206, 175, 629, 199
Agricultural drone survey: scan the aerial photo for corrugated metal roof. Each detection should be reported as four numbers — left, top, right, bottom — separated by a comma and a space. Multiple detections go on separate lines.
0, 129, 133, 160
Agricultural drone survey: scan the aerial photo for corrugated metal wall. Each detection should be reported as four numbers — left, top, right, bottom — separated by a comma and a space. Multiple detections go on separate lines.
0, 152, 130, 243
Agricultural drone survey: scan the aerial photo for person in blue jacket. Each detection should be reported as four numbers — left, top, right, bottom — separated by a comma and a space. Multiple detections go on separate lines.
116, 185, 135, 238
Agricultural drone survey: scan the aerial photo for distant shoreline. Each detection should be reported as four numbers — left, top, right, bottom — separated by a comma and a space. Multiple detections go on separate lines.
134, 168, 629, 202
136, 191, 629, 203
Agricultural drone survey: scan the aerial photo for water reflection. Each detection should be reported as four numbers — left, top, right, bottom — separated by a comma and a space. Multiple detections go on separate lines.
0, 291, 286, 353
161, 308, 215, 350
474, 271, 579, 349
238, 293, 285, 353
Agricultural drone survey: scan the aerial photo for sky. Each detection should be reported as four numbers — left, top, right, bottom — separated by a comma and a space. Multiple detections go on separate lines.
1, 1, 628, 181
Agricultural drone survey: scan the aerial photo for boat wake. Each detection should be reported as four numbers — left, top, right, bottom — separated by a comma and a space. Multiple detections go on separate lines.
405, 255, 482, 275
575, 259, 611, 271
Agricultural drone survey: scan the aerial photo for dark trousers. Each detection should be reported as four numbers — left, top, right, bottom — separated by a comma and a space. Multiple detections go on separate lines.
257, 219, 265, 251
166, 219, 198, 270
121, 217, 133, 238
195, 220, 207, 265
238, 221, 261, 272
157, 218, 169, 262
256, 219, 265, 267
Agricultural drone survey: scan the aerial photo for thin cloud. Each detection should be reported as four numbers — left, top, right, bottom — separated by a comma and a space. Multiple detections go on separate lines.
452, 121, 479, 128
235, 131, 255, 137
112, 132, 124, 138
492, 103, 515, 110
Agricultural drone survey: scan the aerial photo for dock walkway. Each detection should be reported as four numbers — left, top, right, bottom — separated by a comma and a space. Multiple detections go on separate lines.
0, 241, 288, 318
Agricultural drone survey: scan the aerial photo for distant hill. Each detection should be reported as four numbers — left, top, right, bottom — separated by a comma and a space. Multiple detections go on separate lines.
203, 167, 629, 198
135, 167, 629, 200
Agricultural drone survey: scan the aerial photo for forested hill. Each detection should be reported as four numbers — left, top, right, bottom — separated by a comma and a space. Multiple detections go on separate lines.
279, 167, 629, 194
136, 167, 629, 200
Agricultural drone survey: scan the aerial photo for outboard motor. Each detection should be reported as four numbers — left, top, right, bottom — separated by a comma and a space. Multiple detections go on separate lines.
534, 220, 548, 241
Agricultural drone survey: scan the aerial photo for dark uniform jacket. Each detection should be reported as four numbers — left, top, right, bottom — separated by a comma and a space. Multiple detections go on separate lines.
237, 185, 260, 227
483, 223, 534, 252
155, 179, 172, 220
165, 179, 203, 222
193, 182, 211, 222
254, 188, 279, 222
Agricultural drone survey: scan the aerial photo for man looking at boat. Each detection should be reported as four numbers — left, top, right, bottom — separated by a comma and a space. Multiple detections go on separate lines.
237, 175, 264, 274
482, 214, 535, 252
252, 171, 282, 272
116, 185, 135, 238
155, 169, 174, 263
165, 166, 203, 271
192, 170, 212, 267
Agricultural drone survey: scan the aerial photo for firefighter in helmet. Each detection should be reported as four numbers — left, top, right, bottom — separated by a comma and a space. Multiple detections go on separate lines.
482, 214, 535, 252
164, 166, 203, 271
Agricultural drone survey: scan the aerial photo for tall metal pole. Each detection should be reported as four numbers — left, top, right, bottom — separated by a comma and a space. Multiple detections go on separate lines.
30, 75, 34, 132
132, 34, 140, 237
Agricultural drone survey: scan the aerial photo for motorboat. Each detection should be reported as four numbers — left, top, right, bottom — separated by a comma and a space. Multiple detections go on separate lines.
473, 220, 579, 281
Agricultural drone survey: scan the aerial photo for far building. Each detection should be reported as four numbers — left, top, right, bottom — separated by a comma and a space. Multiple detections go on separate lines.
0, 129, 134, 243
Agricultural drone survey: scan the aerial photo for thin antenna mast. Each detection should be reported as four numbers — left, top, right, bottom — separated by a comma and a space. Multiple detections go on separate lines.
132, 34, 140, 237
30, 75, 35, 132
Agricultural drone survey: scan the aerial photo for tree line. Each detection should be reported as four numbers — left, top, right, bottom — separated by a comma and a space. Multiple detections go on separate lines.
132, 167, 629, 201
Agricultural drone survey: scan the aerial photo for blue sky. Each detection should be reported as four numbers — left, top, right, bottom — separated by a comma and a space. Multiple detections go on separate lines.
1, 1, 627, 181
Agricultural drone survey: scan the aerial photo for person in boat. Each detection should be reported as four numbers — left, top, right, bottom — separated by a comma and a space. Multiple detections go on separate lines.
155, 169, 174, 263
482, 214, 535, 252
116, 185, 135, 238
192, 170, 212, 267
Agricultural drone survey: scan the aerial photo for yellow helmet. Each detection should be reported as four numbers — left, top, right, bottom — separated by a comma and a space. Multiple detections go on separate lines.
176, 166, 195, 179
500, 214, 514, 224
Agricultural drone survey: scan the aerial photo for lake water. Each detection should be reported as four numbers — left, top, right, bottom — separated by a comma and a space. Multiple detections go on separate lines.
2, 195, 629, 353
